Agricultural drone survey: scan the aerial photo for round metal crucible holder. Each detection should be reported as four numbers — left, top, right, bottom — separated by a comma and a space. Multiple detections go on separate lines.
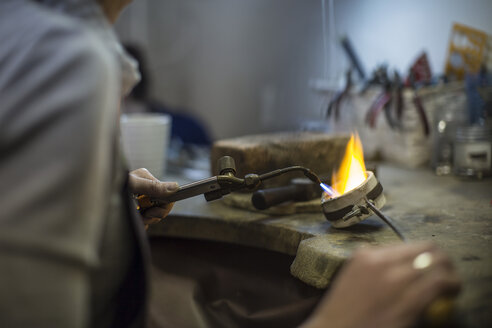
322, 171, 385, 228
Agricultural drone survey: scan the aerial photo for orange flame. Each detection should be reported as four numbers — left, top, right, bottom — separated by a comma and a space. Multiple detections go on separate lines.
331, 133, 367, 195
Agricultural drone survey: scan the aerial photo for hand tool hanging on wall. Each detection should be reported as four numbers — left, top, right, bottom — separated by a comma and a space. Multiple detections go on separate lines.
408, 52, 432, 86
326, 69, 352, 120
407, 70, 431, 136
364, 66, 399, 129
393, 71, 404, 122
340, 36, 366, 81
363, 65, 430, 135
325, 36, 366, 121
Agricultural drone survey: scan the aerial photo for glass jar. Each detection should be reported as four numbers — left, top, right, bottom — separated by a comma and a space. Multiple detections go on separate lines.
431, 92, 468, 175
453, 125, 492, 179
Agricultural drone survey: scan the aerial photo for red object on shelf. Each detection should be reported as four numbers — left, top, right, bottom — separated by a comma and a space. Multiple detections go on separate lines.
406, 52, 432, 86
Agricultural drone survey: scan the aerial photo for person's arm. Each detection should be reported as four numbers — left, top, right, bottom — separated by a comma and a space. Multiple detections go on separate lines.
301, 242, 461, 328
0, 9, 120, 327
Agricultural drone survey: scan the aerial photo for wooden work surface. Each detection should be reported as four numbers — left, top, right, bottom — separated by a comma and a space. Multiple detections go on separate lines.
149, 165, 492, 327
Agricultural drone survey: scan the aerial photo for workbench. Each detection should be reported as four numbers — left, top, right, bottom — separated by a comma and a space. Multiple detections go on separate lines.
148, 165, 492, 327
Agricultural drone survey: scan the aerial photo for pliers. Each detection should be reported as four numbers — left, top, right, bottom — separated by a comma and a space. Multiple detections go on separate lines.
408, 71, 430, 136
365, 69, 399, 129
326, 70, 352, 121
365, 69, 411, 130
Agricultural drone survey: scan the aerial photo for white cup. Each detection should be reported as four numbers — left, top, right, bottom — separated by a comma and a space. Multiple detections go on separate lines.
120, 113, 172, 180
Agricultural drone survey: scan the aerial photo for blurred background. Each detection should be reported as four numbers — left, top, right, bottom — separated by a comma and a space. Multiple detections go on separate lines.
116, 0, 492, 140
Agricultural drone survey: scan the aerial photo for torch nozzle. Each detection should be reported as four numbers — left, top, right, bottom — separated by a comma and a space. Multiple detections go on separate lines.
320, 183, 338, 197
303, 168, 322, 185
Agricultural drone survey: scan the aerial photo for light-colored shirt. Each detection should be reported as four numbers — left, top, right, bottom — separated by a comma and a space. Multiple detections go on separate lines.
0, 0, 145, 326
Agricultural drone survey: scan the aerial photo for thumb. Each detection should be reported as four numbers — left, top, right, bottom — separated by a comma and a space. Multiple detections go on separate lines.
129, 176, 179, 198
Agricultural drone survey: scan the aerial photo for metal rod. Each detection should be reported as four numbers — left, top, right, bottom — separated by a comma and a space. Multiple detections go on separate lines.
258, 166, 322, 185
364, 197, 407, 242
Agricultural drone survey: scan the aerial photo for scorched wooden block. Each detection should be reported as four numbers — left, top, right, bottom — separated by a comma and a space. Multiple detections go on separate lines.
211, 132, 350, 188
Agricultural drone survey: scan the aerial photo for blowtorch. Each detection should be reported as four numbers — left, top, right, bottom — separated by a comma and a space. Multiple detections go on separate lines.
134, 156, 322, 211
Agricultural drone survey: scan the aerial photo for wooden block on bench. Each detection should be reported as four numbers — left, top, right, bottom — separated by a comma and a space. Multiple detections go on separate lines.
211, 132, 349, 188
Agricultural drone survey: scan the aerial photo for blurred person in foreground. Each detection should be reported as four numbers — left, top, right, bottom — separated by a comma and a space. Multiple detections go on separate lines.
0, 0, 461, 327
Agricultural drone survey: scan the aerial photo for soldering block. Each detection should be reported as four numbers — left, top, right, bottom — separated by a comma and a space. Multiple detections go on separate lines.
211, 132, 349, 188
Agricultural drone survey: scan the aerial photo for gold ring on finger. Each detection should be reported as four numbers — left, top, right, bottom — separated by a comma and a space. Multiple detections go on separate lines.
413, 251, 433, 271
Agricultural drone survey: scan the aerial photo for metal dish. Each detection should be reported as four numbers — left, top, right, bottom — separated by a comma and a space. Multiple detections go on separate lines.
321, 171, 385, 228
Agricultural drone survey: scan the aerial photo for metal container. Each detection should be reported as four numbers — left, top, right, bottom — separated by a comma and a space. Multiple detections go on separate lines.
321, 171, 385, 228
453, 125, 492, 178
431, 93, 468, 175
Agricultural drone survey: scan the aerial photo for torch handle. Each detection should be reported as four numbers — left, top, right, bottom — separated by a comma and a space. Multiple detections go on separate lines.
252, 185, 299, 210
